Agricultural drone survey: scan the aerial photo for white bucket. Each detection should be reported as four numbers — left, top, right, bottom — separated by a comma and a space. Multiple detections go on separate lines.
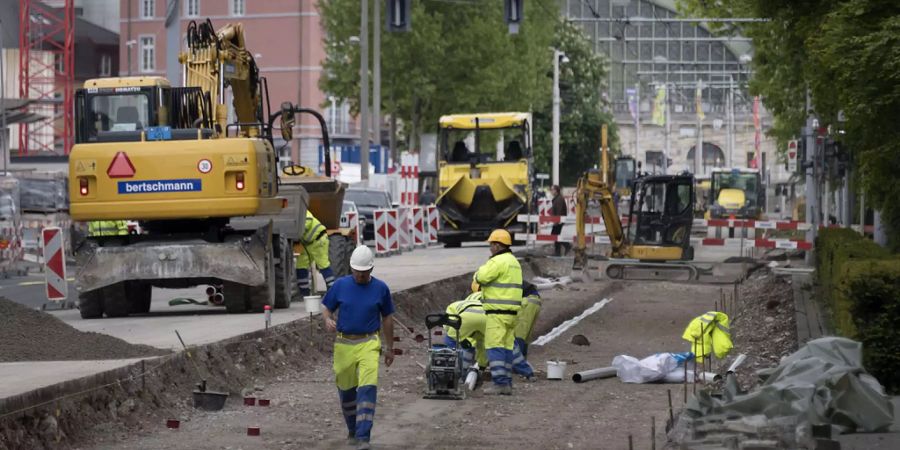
303, 295, 322, 314
546, 360, 567, 380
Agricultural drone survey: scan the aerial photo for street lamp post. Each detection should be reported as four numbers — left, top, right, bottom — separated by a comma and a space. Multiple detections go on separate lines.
552, 49, 568, 186
359, 0, 370, 181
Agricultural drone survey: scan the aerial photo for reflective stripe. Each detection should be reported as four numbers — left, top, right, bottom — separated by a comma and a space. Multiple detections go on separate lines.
463, 309, 485, 314
357, 401, 376, 410
512, 356, 525, 364
342, 400, 357, 408
482, 299, 522, 306
304, 223, 325, 243
357, 413, 374, 422
527, 297, 542, 306
335, 334, 378, 345
481, 282, 523, 289
489, 360, 506, 369
716, 323, 730, 334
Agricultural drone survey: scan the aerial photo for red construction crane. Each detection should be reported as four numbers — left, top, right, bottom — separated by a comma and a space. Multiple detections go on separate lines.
18, 0, 74, 155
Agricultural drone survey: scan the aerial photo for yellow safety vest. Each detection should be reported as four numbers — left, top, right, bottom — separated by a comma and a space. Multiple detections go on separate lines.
444, 293, 486, 344
515, 293, 542, 341
302, 211, 327, 245
682, 311, 733, 360
474, 251, 523, 312
88, 220, 128, 236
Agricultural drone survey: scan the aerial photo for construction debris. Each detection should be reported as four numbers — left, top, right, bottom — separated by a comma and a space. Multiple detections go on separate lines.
668, 337, 895, 449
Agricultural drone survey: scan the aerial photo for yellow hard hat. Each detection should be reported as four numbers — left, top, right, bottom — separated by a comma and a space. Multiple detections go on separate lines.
486, 229, 512, 246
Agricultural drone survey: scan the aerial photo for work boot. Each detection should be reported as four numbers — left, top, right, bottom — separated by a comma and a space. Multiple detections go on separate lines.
519, 374, 538, 383
483, 384, 512, 396
356, 440, 371, 450
347, 432, 358, 446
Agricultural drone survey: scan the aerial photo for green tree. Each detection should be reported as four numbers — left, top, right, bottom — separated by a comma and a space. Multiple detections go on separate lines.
319, 1, 616, 185
532, 21, 619, 186
677, 0, 900, 248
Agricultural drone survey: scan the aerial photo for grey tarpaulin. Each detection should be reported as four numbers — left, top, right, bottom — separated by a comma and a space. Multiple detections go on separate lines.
681, 337, 894, 436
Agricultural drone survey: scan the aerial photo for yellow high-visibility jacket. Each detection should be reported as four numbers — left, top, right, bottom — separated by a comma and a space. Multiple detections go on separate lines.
682, 311, 733, 360
88, 220, 128, 236
473, 251, 523, 312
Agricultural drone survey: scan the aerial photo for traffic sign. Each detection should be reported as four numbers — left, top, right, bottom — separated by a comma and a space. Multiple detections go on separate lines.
42, 227, 67, 301
787, 140, 798, 172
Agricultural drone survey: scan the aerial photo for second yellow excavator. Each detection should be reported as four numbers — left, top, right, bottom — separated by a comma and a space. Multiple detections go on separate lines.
573, 169, 700, 280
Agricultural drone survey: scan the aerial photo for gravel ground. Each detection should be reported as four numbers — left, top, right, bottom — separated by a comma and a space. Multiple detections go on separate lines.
80, 275, 739, 450
715, 269, 798, 390
0, 297, 169, 362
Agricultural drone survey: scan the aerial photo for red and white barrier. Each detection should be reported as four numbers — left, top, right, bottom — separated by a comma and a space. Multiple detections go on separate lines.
400, 152, 420, 206
397, 206, 413, 251
426, 205, 439, 244
411, 206, 426, 247
342, 211, 361, 246
0, 223, 24, 273
536, 198, 552, 216
374, 209, 400, 256
41, 227, 67, 301
694, 218, 812, 231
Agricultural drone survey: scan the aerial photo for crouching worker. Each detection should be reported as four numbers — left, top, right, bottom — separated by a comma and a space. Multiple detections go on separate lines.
443, 292, 487, 372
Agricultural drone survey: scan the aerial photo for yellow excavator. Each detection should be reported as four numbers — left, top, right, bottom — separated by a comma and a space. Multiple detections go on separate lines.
68, 19, 340, 318
573, 127, 699, 280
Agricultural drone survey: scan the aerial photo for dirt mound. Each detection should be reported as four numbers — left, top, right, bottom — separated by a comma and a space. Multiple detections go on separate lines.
719, 269, 798, 390
0, 297, 169, 362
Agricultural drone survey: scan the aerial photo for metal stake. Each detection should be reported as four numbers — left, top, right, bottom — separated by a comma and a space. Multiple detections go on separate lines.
683, 360, 688, 402
628, 435, 633, 450
651, 416, 656, 450
667, 389, 674, 423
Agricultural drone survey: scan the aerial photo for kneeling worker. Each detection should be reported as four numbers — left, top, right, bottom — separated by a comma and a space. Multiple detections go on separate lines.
322, 245, 394, 450
444, 292, 487, 372
298, 210, 336, 296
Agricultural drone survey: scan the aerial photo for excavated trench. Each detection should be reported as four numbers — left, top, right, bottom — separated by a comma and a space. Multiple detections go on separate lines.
0, 255, 611, 450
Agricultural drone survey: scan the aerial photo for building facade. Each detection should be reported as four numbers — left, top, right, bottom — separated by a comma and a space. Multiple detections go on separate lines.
119, 0, 355, 167
563, 0, 790, 191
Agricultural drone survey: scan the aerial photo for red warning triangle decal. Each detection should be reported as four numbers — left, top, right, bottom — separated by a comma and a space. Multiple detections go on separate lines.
107, 152, 136, 178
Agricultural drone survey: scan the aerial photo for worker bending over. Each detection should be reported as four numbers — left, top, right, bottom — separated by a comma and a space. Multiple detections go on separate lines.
297, 210, 336, 296
472, 229, 522, 395
444, 292, 487, 372
322, 245, 394, 450
88, 220, 128, 236
444, 289, 537, 381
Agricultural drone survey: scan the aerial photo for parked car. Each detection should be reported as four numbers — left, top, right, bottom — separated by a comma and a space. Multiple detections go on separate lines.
345, 187, 392, 240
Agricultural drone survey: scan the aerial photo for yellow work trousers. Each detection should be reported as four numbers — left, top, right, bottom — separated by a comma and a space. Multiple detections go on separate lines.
296, 236, 330, 270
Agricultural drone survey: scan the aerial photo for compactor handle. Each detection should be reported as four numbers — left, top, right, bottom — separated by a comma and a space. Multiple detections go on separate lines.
425, 313, 462, 332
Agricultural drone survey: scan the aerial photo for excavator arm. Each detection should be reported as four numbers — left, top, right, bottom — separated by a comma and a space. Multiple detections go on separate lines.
574, 170, 628, 268
180, 20, 262, 137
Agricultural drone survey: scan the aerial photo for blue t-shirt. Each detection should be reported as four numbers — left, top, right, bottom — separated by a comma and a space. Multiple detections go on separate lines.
322, 275, 395, 334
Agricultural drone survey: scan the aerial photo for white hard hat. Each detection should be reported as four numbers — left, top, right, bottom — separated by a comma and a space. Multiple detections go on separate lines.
349, 245, 375, 271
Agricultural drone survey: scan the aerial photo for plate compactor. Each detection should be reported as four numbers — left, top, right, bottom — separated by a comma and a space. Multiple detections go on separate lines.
423, 313, 466, 400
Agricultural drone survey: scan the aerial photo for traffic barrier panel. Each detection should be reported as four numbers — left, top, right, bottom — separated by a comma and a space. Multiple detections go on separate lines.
397, 206, 412, 251
412, 206, 426, 247
41, 227, 67, 301
426, 205, 438, 244
342, 211, 361, 246
374, 209, 399, 256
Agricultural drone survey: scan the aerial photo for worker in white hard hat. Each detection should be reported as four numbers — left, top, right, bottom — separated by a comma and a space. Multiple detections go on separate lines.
471, 229, 522, 395
322, 245, 395, 450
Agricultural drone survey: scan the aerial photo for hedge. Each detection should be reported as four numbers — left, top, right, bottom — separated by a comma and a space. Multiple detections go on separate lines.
816, 228, 900, 393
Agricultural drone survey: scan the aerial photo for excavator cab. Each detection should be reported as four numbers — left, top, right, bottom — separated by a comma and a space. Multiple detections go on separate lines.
626, 175, 695, 261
